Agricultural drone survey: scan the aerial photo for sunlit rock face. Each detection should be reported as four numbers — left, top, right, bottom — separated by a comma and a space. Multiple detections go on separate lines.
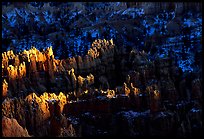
1, 38, 202, 137
2, 79, 8, 97
2, 116, 30, 137
1, 39, 117, 96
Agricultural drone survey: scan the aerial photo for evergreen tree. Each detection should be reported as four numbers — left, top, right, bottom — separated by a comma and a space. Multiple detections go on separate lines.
61, 40, 69, 59
87, 31, 92, 42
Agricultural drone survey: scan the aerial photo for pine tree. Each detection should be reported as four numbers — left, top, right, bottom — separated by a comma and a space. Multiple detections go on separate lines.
60, 40, 69, 59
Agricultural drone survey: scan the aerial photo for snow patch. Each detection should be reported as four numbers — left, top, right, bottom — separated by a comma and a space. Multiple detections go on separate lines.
190, 108, 201, 113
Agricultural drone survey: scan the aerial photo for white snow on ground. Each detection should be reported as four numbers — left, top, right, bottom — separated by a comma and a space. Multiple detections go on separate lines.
115, 9, 123, 15
83, 112, 91, 116
69, 10, 82, 20
117, 110, 150, 125
6, 10, 16, 27
47, 98, 56, 103
122, 8, 144, 17
75, 37, 82, 47
177, 59, 194, 72
15, 8, 29, 22
34, 14, 40, 22
120, 110, 150, 118
97, 96, 107, 100
148, 27, 155, 36
184, 18, 195, 27
43, 11, 53, 24
190, 108, 201, 113
89, 29, 99, 38
6, 10, 16, 19
122, 8, 134, 15
67, 116, 79, 125
158, 53, 167, 59
116, 2, 120, 6
109, 28, 116, 39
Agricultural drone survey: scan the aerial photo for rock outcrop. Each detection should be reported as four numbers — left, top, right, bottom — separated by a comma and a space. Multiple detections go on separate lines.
2, 116, 30, 137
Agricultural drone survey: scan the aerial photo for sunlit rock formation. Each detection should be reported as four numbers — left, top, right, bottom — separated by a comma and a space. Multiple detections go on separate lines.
1, 39, 202, 137
2, 79, 8, 97
2, 116, 30, 137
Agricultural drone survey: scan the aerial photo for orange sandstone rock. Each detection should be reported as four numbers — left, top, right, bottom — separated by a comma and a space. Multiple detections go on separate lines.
2, 79, 8, 97
2, 116, 30, 137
